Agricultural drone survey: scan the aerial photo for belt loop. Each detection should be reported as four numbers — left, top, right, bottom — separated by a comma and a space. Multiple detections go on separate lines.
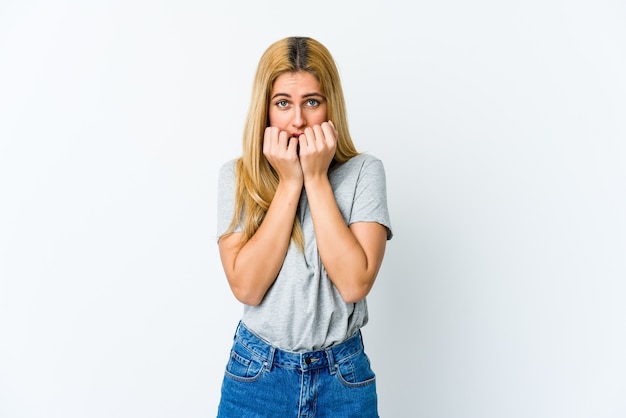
325, 348, 337, 375
265, 346, 275, 371
234, 320, 243, 340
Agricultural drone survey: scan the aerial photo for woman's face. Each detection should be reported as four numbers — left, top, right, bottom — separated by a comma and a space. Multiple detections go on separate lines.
268, 71, 328, 138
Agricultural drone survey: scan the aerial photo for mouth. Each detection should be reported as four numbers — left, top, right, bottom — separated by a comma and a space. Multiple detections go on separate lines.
291, 133, 303, 139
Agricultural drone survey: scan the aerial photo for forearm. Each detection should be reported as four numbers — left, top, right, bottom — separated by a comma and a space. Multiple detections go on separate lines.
221, 181, 302, 305
304, 176, 376, 303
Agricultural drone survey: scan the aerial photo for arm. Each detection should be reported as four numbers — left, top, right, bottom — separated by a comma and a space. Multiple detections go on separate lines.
305, 177, 387, 303
219, 127, 303, 306
299, 122, 387, 303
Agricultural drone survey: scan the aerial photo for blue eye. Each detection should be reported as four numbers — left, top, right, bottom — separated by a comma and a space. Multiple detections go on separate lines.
306, 99, 320, 107
276, 100, 289, 108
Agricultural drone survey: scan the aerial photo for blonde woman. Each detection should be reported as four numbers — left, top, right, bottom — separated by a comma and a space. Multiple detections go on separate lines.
216, 36, 392, 417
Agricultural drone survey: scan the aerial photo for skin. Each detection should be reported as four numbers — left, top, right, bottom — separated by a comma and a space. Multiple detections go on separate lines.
219, 71, 387, 305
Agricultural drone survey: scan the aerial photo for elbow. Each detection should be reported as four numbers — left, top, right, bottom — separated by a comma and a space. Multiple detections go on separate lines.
224, 266, 276, 306
341, 294, 366, 304
228, 279, 265, 306
338, 278, 374, 304
231, 285, 264, 306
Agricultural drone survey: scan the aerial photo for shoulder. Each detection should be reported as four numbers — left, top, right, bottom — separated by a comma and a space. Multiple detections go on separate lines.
347, 153, 383, 166
333, 153, 386, 177
217, 158, 240, 196
219, 158, 238, 172
218, 158, 239, 180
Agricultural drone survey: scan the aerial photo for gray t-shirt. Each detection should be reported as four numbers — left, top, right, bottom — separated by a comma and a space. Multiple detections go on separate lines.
217, 153, 393, 352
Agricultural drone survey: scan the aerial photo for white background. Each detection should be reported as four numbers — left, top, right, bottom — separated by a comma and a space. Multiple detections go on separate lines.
1, 1, 625, 417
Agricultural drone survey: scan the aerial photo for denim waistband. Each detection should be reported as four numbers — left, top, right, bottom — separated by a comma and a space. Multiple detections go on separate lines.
234, 321, 364, 373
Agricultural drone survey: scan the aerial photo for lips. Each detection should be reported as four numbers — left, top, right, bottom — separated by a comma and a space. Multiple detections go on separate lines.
291, 133, 304, 139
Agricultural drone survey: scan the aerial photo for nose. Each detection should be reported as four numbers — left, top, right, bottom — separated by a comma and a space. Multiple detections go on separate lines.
291, 105, 306, 129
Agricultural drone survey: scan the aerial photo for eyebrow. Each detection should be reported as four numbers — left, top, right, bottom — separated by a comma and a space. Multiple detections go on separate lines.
270, 92, 325, 100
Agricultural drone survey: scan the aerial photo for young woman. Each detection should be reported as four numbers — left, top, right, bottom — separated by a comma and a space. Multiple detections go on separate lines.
216, 36, 393, 417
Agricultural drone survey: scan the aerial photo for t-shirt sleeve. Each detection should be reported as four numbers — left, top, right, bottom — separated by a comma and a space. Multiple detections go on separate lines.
350, 157, 393, 240
216, 159, 242, 241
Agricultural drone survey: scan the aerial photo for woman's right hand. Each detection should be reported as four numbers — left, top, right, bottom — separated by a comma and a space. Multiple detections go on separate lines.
263, 126, 303, 186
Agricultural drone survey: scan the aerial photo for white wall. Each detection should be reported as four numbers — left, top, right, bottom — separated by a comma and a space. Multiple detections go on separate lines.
1, 1, 624, 417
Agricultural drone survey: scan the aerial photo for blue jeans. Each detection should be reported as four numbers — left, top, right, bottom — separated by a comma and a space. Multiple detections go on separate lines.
217, 321, 379, 418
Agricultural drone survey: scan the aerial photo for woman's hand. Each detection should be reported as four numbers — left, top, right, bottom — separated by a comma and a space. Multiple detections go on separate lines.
263, 126, 303, 186
298, 121, 337, 182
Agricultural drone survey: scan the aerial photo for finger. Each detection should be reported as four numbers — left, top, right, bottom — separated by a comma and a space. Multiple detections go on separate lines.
313, 125, 326, 147
263, 127, 275, 154
300, 128, 313, 149
321, 122, 337, 145
278, 130, 290, 150
287, 136, 299, 154
303, 127, 316, 146
328, 120, 337, 135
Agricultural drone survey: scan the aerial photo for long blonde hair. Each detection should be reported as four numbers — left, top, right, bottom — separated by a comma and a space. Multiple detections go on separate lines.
221, 37, 359, 249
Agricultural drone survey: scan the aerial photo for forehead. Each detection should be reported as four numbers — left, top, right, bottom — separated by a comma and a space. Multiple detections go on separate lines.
271, 71, 321, 94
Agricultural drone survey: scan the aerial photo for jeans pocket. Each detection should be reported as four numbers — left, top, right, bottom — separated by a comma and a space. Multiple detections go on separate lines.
224, 340, 265, 382
335, 350, 377, 388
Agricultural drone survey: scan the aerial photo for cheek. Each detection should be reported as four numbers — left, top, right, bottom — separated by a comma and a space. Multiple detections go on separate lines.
317, 104, 328, 124
311, 109, 328, 125
312, 114, 327, 125
268, 110, 286, 128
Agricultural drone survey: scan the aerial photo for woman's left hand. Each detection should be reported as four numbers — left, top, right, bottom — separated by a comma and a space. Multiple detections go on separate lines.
298, 121, 337, 182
